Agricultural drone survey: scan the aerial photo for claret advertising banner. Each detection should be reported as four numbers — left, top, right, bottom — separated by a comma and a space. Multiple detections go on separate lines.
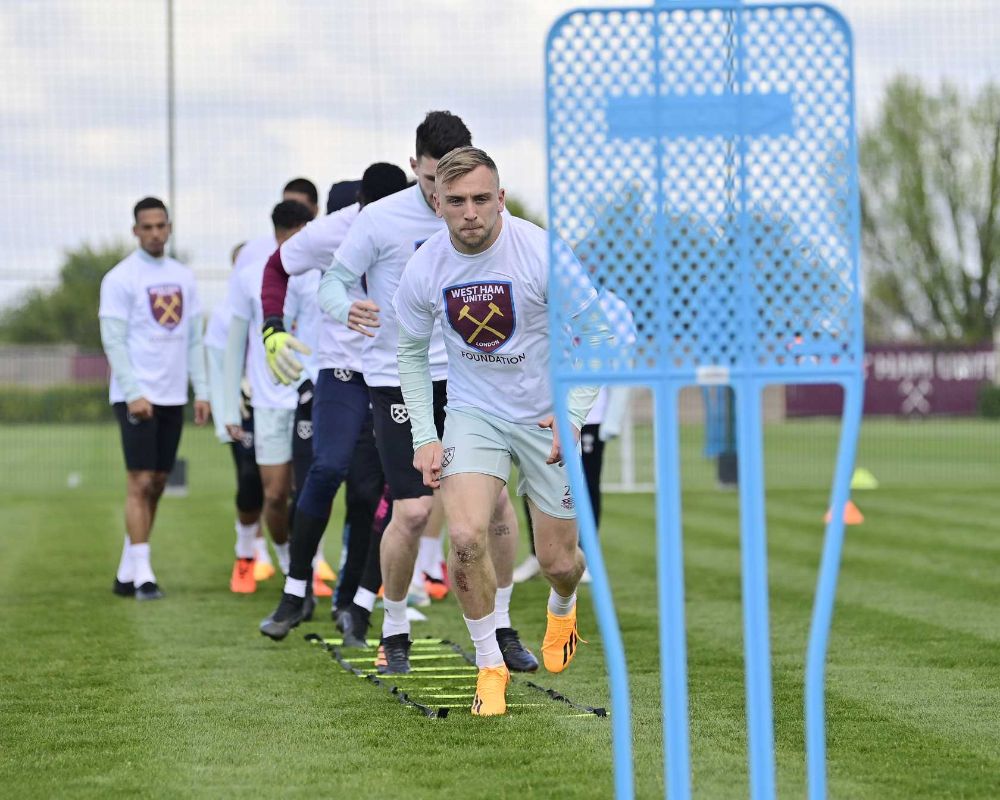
785, 343, 997, 417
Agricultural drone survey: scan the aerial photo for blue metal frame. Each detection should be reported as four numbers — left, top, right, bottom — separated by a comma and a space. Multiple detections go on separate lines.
546, 3, 863, 799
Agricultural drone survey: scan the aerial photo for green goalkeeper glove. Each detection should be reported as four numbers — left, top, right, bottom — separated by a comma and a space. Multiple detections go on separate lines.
262, 317, 311, 385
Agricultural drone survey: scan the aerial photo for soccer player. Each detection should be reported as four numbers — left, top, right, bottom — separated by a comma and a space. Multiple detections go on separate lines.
204, 241, 271, 592
99, 196, 210, 600
222, 200, 318, 589
257, 163, 410, 643
317, 113, 533, 676
393, 147, 606, 715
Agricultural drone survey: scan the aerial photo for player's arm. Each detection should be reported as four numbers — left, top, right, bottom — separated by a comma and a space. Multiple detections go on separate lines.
397, 324, 441, 489
99, 316, 150, 417
187, 312, 210, 425
317, 260, 380, 336
223, 315, 250, 438
260, 248, 313, 385
260, 247, 291, 320
599, 386, 631, 441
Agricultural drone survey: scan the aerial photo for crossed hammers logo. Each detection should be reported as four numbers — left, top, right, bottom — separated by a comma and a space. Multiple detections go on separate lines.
458, 302, 506, 344
153, 293, 181, 326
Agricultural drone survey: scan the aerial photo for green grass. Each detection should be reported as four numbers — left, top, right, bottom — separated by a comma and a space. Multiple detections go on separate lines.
1, 420, 998, 798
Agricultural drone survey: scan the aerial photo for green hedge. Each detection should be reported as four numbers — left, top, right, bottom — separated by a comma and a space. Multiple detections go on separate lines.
0, 384, 111, 423
978, 384, 1000, 419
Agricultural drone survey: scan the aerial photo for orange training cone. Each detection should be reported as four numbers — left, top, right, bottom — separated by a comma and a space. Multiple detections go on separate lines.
824, 500, 864, 525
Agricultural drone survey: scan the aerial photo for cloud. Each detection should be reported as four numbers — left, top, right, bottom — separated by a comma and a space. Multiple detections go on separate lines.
2, 0, 1000, 310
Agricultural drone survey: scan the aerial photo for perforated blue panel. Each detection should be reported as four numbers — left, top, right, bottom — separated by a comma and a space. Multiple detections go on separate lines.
547, 4, 861, 383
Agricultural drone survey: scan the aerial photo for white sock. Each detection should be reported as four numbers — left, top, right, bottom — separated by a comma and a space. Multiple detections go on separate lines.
382, 598, 410, 638
116, 534, 133, 583
253, 535, 272, 564
273, 542, 291, 575
234, 520, 258, 560
354, 587, 377, 613
128, 542, 156, 587
494, 584, 514, 628
464, 612, 504, 668
419, 536, 444, 580
284, 576, 308, 598
548, 587, 576, 617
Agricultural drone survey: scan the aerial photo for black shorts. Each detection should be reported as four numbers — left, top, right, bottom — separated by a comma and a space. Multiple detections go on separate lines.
369, 381, 446, 500
113, 402, 184, 473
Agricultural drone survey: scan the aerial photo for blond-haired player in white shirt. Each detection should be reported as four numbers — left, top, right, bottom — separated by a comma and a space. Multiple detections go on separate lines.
393, 147, 607, 715
317, 113, 534, 677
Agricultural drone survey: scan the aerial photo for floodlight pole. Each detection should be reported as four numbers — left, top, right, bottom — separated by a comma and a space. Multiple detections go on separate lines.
166, 0, 177, 257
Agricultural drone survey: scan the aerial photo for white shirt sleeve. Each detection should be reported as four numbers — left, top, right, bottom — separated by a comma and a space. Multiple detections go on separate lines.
98, 269, 132, 321
392, 259, 435, 339
280, 225, 317, 277
226, 267, 252, 322
333, 209, 377, 278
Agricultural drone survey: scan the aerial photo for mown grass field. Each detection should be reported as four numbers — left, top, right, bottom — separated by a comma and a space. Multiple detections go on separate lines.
1, 419, 998, 798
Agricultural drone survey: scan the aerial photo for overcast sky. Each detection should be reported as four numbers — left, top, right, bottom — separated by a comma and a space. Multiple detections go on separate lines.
2, 0, 999, 308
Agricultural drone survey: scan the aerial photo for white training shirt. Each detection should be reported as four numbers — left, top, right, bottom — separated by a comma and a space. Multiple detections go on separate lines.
98, 249, 202, 406
394, 212, 597, 424
280, 203, 366, 373
334, 184, 448, 387
226, 249, 319, 410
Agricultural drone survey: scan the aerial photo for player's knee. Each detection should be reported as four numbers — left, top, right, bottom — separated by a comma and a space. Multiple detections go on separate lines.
391, 499, 432, 536
129, 473, 159, 499
306, 460, 348, 499
449, 534, 485, 567
263, 485, 290, 508
537, 550, 578, 584
236, 485, 263, 514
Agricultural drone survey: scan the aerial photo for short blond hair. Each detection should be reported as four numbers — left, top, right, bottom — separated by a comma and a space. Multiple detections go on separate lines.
435, 146, 499, 188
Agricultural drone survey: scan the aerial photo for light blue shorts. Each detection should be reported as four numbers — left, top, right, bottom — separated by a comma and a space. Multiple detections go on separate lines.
252, 406, 294, 466
440, 405, 577, 520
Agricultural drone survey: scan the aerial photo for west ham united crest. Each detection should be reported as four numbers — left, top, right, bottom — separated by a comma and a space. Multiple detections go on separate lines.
443, 281, 515, 353
148, 285, 183, 330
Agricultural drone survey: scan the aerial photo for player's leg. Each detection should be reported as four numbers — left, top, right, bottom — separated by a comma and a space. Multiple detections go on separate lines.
512, 495, 540, 582
581, 423, 604, 526
512, 423, 586, 673
442, 473, 504, 618
578, 422, 604, 584
438, 406, 514, 715
145, 405, 182, 540
253, 406, 296, 575
289, 379, 332, 598
530, 500, 586, 674
338, 483, 391, 648
230, 409, 264, 592
333, 413, 382, 615
489, 490, 539, 671
414, 493, 447, 601
233, 405, 273, 580
260, 371, 368, 640
112, 403, 178, 600
369, 384, 441, 673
